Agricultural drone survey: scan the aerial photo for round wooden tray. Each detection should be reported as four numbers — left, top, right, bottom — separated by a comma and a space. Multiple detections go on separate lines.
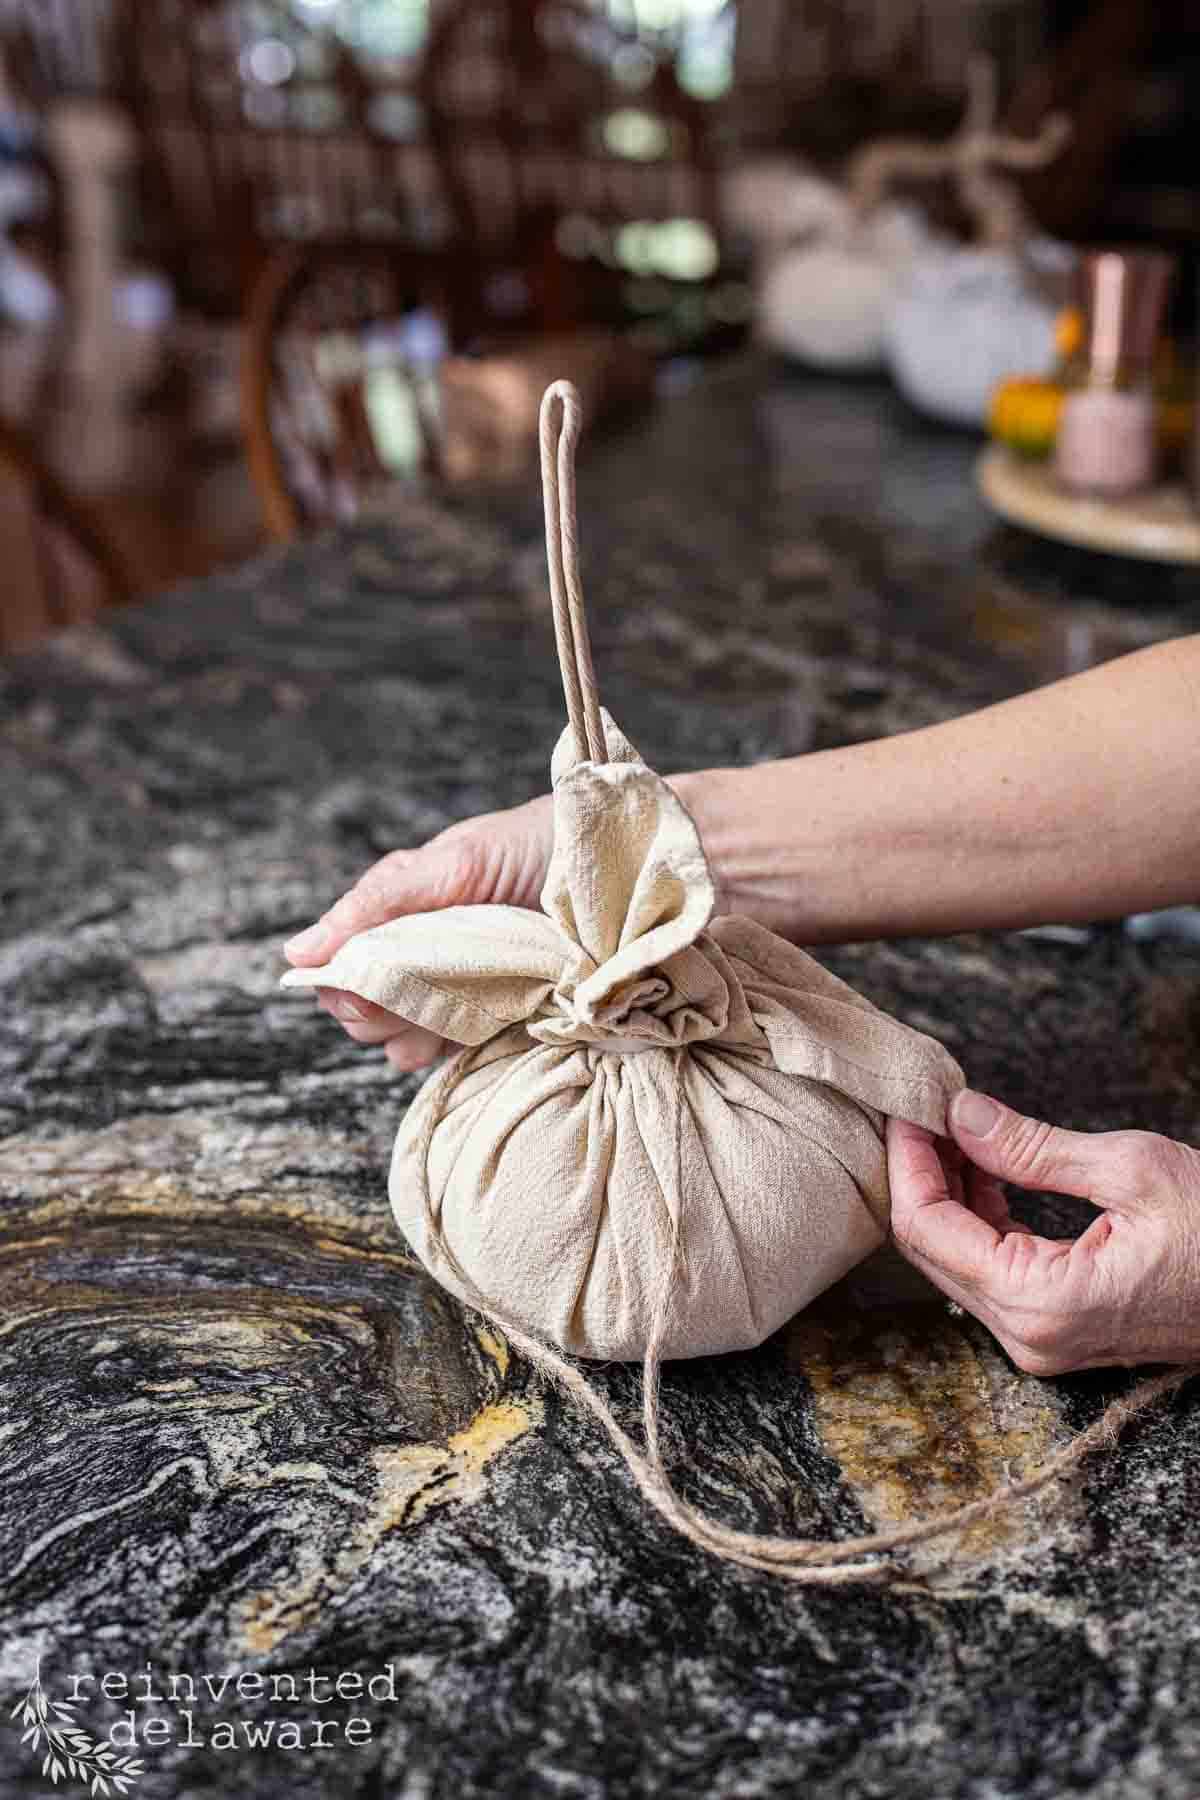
976, 444, 1200, 564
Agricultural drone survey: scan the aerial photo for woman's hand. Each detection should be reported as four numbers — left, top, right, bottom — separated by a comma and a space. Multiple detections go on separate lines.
283, 795, 553, 1071
888, 1092, 1200, 1373
280, 768, 749, 1069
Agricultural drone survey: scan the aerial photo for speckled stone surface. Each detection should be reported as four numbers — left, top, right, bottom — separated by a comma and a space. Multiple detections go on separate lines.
3, 359, 1200, 1800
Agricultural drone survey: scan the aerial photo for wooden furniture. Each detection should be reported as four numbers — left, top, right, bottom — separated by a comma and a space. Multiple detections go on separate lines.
0, 0, 116, 101
0, 419, 133, 651
241, 239, 653, 540
415, 1, 729, 360
111, 0, 442, 317
110, 0, 720, 323
419, 0, 719, 256
240, 243, 448, 541
7, 0, 726, 373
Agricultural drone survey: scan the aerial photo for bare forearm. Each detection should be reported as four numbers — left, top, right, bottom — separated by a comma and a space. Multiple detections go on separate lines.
672, 636, 1200, 943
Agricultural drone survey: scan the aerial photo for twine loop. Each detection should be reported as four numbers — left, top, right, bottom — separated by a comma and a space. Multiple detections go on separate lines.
539, 381, 608, 766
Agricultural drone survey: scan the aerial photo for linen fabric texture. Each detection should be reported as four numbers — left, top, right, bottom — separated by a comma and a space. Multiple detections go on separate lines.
282, 711, 965, 1361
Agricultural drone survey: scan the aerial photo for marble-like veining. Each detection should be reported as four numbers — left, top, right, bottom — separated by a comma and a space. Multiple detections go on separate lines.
2, 358, 1200, 1798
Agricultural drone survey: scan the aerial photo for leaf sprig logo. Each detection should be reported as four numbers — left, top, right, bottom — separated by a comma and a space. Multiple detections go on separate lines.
11, 1661, 144, 1795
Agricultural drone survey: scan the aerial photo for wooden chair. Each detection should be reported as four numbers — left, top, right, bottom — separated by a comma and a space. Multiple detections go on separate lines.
0, 0, 116, 101
413, 0, 731, 363
111, 0, 443, 318
0, 420, 133, 652
111, 0, 721, 325
419, 0, 720, 272
241, 243, 453, 541
240, 239, 654, 541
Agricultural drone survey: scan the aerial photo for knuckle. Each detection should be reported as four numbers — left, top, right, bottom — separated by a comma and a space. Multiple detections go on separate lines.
333, 853, 412, 926
1000, 1114, 1060, 1182
1105, 1130, 1175, 1193
356, 850, 411, 904
429, 831, 487, 901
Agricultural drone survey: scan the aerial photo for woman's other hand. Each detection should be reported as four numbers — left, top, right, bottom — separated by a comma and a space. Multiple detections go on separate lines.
888, 1092, 1200, 1372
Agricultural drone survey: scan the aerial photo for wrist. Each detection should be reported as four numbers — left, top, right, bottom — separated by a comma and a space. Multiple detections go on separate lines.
668, 765, 807, 939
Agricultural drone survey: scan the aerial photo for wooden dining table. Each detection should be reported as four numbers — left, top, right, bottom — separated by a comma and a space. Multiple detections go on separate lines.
2, 356, 1200, 1799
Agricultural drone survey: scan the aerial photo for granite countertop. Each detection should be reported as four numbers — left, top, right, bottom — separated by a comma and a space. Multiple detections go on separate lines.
3, 358, 1200, 1799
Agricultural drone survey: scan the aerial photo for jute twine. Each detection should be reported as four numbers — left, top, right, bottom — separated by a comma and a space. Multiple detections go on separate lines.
414, 378, 1198, 1585
540, 381, 608, 766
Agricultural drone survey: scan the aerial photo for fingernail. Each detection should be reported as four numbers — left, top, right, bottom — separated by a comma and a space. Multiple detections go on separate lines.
329, 996, 369, 1023
284, 922, 330, 958
953, 1089, 1000, 1137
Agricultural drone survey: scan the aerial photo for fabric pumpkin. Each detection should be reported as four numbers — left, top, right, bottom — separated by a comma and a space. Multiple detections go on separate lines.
282, 702, 965, 1360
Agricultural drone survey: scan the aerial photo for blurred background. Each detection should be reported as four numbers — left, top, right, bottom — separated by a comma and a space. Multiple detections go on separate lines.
1, 0, 1197, 652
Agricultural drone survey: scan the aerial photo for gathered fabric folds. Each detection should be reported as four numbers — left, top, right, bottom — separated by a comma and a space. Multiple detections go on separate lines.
283, 702, 965, 1360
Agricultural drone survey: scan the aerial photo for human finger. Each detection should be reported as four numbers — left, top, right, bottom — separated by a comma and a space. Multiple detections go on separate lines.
888, 1116, 1066, 1301
384, 1031, 447, 1072
284, 839, 478, 967
949, 1089, 1108, 1202
316, 988, 409, 1043
963, 1164, 1036, 1235
311, 988, 444, 1065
